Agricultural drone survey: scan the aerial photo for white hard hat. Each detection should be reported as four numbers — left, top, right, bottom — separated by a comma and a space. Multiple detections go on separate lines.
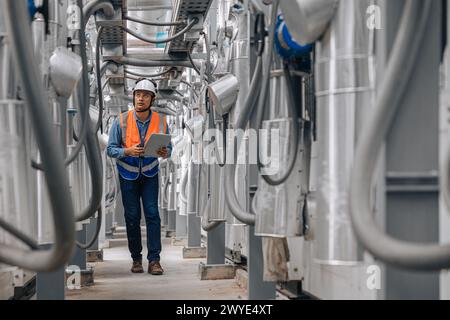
133, 79, 157, 95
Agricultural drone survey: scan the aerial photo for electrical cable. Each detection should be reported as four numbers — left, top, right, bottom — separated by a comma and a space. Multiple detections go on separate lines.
124, 14, 184, 26
121, 17, 198, 44
187, 45, 202, 77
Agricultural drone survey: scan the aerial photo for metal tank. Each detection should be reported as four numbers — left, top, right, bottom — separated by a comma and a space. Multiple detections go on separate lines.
314, 0, 373, 265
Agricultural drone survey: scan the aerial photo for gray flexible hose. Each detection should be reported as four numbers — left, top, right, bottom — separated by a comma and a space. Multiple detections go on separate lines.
122, 18, 198, 44
74, 0, 104, 222
252, 0, 298, 186
31, 89, 90, 169
235, 57, 263, 130
202, 220, 222, 232
108, 156, 120, 200
223, 0, 278, 225
201, 198, 222, 231
349, 0, 450, 270
95, 26, 105, 133
162, 174, 171, 206
224, 56, 263, 225
124, 14, 184, 26
76, 120, 103, 222
0, 217, 39, 250
100, 61, 118, 76
257, 61, 299, 186
0, 0, 75, 272
82, 0, 114, 25
76, 208, 102, 249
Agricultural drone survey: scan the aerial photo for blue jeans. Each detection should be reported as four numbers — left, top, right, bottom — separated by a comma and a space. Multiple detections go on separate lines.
119, 173, 161, 262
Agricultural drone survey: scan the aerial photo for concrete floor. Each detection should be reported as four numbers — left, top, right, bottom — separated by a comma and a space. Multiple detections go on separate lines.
66, 238, 247, 300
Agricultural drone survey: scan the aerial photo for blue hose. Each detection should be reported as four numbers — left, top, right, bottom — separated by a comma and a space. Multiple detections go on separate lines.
275, 15, 312, 59
28, 0, 37, 18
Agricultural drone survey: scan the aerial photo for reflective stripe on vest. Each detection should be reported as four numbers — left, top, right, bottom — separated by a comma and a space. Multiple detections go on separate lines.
116, 110, 167, 180
116, 159, 140, 173
142, 160, 159, 172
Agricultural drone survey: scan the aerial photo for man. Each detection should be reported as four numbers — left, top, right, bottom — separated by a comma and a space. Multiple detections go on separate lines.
107, 78, 171, 275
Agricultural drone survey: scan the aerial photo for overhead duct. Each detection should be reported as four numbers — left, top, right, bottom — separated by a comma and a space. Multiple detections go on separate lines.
207, 74, 239, 116
49, 47, 83, 98
313, 0, 373, 265
279, 0, 338, 45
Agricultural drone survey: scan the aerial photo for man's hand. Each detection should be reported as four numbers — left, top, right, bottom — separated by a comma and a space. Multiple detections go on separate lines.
124, 144, 144, 157
157, 147, 169, 159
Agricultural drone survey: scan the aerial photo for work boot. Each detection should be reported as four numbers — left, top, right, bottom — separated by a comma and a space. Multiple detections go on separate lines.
148, 261, 164, 275
131, 260, 144, 273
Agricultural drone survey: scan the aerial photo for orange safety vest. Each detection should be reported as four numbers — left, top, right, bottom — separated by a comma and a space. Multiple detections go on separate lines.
120, 110, 167, 148
116, 110, 167, 180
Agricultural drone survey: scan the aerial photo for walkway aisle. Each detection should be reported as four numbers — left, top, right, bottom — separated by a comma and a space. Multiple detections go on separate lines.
66, 238, 246, 300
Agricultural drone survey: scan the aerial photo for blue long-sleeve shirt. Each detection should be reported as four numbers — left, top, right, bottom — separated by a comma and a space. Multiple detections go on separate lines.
107, 111, 172, 160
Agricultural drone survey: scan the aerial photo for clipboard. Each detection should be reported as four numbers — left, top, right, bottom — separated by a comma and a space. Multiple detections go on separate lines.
143, 133, 172, 157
